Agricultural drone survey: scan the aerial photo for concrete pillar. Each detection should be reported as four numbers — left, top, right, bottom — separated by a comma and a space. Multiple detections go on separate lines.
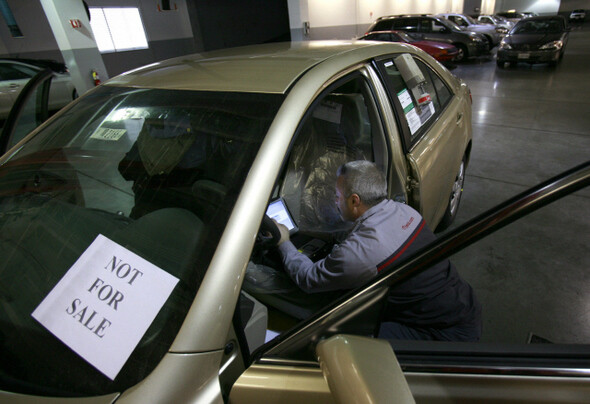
40, 0, 108, 95
288, 0, 310, 41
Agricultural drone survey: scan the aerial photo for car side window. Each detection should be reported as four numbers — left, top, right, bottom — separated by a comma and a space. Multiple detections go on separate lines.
281, 75, 381, 233
394, 18, 419, 32
373, 20, 393, 31
432, 19, 448, 32
419, 19, 432, 33
450, 16, 468, 27
372, 33, 391, 41
376, 54, 453, 146
0, 64, 33, 81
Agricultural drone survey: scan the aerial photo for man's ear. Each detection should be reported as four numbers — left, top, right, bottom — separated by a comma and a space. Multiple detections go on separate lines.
349, 193, 362, 208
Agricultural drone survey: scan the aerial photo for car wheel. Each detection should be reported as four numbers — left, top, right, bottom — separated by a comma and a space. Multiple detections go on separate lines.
436, 157, 466, 232
454, 44, 468, 61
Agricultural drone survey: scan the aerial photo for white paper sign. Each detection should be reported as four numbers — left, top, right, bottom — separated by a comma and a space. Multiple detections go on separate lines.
32, 234, 179, 380
90, 128, 127, 141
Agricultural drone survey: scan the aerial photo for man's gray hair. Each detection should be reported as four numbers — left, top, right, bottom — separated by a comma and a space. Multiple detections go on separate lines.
337, 160, 387, 207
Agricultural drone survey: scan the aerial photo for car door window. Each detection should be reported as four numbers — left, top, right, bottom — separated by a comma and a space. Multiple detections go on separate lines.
376, 54, 453, 147
373, 20, 393, 31
0, 64, 35, 81
450, 16, 468, 27
393, 18, 419, 32
238, 74, 389, 355
281, 75, 381, 234
418, 19, 433, 33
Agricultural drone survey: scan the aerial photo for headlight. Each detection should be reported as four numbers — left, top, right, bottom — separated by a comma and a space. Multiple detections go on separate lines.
499, 40, 512, 50
496, 27, 508, 34
470, 34, 482, 42
539, 40, 563, 50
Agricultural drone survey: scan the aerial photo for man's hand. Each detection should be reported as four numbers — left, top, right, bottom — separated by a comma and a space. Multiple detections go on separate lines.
274, 220, 290, 245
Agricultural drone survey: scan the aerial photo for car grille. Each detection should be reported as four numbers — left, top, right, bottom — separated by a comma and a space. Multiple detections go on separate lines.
513, 44, 538, 51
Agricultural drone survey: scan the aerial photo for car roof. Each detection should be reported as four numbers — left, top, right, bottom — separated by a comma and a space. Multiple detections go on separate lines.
105, 41, 405, 94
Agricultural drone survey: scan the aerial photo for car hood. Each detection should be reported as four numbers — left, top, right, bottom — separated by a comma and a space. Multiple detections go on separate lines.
505, 32, 565, 46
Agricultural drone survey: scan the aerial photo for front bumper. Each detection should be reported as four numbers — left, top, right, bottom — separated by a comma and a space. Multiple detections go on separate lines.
466, 40, 490, 57
497, 48, 561, 64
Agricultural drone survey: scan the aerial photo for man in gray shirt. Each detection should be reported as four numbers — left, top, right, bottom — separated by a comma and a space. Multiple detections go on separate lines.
276, 160, 482, 341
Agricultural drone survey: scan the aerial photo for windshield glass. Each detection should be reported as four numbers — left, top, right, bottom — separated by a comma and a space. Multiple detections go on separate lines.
395, 31, 415, 43
464, 15, 478, 25
0, 85, 283, 396
513, 19, 563, 34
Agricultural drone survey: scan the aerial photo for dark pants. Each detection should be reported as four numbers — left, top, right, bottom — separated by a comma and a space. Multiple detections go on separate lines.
378, 320, 482, 342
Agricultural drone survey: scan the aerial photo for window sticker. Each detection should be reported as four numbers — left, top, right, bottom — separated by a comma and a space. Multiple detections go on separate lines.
32, 234, 179, 380
313, 100, 343, 124
397, 88, 436, 135
90, 127, 127, 141
397, 88, 421, 134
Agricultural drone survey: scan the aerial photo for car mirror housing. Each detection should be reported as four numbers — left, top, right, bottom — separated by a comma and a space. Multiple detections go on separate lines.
316, 334, 415, 404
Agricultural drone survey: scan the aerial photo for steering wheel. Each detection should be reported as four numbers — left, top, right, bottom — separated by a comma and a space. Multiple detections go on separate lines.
257, 214, 281, 247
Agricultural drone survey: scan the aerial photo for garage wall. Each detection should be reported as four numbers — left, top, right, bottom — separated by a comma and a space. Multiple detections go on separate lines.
0, 1, 61, 60
559, 0, 590, 11
0, 0, 199, 77
190, 0, 290, 51
494, 0, 561, 15
293, 0, 465, 40
86, 0, 199, 76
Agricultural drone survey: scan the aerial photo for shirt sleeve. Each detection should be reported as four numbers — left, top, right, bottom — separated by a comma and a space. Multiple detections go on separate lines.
278, 239, 375, 293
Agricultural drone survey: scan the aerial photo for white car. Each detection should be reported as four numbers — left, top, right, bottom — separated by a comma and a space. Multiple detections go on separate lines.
0, 59, 76, 120
570, 9, 586, 21
477, 14, 514, 31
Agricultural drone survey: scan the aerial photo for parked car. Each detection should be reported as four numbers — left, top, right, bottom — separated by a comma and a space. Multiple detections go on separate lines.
496, 10, 527, 23
0, 41, 476, 402
437, 13, 505, 46
497, 15, 570, 67
477, 14, 514, 31
366, 14, 489, 61
0, 57, 69, 74
0, 59, 76, 120
358, 30, 460, 62
569, 9, 586, 22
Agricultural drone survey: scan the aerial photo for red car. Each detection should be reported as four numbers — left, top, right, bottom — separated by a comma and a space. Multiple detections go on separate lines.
358, 30, 460, 62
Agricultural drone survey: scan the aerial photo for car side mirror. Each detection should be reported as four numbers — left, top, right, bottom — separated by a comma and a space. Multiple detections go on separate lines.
316, 334, 415, 403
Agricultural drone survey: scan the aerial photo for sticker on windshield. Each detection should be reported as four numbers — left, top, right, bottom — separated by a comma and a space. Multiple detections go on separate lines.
90, 128, 127, 141
32, 234, 179, 380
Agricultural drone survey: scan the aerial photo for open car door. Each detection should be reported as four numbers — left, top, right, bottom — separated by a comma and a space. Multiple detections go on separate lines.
0, 68, 53, 157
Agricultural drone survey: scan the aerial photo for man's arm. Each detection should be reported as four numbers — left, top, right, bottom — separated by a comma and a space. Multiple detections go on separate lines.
276, 223, 373, 293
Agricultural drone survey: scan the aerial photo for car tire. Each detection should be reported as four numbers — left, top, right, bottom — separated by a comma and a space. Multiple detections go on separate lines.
454, 44, 468, 61
436, 157, 466, 232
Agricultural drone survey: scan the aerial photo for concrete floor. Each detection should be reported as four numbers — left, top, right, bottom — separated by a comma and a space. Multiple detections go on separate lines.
440, 23, 590, 344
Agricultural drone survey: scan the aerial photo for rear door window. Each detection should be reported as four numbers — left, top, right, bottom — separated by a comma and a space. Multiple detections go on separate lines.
393, 18, 419, 32
375, 54, 454, 147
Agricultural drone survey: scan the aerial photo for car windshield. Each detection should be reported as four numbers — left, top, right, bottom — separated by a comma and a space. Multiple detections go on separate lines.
442, 19, 462, 31
0, 85, 283, 396
463, 15, 478, 25
395, 31, 415, 43
512, 19, 563, 34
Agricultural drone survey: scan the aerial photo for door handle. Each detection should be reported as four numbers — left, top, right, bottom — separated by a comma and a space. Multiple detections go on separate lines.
456, 112, 464, 124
